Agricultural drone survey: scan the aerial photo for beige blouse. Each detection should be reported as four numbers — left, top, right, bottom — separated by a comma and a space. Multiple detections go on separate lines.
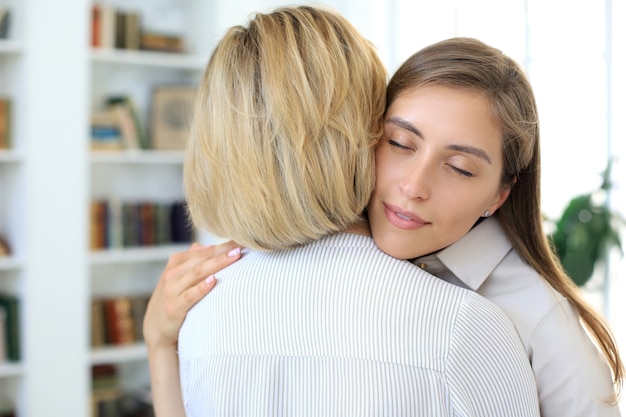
415, 216, 620, 417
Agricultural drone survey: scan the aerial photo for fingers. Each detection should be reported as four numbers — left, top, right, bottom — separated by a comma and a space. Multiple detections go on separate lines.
181, 243, 242, 285
185, 245, 242, 289
144, 241, 244, 349
163, 242, 244, 308
188, 242, 206, 251
180, 274, 218, 308
165, 241, 240, 279
207, 240, 242, 257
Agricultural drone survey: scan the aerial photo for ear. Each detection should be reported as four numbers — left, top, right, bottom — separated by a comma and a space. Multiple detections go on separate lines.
487, 176, 517, 215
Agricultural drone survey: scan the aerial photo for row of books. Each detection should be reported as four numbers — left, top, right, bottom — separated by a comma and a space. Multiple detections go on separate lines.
91, 3, 184, 53
91, 88, 195, 152
91, 96, 148, 151
91, 295, 150, 348
0, 293, 19, 363
90, 199, 193, 250
92, 364, 153, 417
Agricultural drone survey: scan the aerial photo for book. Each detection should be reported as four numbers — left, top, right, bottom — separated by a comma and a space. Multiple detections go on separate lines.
90, 200, 109, 250
140, 32, 184, 53
106, 198, 124, 248
122, 202, 140, 247
91, 111, 123, 151
0, 293, 19, 361
91, 4, 101, 47
0, 8, 10, 39
91, 299, 106, 348
139, 203, 156, 245
91, 364, 120, 417
106, 98, 140, 150
103, 297, 135, 345
92, 364, 118, 391
124, 11, 141, 50
0, 235, 10, 256
154, 203, 172, 245
0, 305, 6, 362
106, 96, 147, 149
150, 86, 195, 151
0, 98, 11, 149
98, 4, 116, 49
170, 200, 194, 243
114, 11, 126, 49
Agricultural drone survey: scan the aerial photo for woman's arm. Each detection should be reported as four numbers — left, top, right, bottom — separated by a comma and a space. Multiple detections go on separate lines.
143, 241, 243, 417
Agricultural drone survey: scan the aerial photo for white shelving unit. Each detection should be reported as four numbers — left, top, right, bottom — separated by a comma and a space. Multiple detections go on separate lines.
1, 0, 365, 415
0, 0, 216, 415
0, 0, 28, 412
85, 2, 214, 414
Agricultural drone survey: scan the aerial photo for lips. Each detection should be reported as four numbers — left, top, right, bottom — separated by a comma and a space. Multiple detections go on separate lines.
383, 203, 430, 230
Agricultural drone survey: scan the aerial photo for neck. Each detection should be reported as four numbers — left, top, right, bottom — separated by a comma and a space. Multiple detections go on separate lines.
343, 218, 371, 237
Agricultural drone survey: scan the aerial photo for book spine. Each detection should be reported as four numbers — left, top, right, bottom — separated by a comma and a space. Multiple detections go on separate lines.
0, 294, 20, 361
0, 98, 11, 149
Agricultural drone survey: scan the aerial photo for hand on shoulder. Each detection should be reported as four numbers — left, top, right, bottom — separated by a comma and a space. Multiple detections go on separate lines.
143, 240, 243, 352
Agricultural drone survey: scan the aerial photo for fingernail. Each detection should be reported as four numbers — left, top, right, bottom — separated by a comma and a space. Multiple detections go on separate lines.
205, 275, 216, 286
227, 247, 241, 257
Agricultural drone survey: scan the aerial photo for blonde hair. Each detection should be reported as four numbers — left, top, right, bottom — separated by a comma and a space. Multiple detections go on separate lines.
184, 6, 387, 250
387, 37, 623, 397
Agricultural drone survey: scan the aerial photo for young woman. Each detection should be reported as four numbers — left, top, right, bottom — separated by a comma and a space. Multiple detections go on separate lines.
367, 37, 623, 416
144, 37, 623, 416
145, 9, 538, 417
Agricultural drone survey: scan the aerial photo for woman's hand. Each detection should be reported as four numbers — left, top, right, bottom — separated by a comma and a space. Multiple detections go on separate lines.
143, 240, 243, 351
144, 241, 243, 417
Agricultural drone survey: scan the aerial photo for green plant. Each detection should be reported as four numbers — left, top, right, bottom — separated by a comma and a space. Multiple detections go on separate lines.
549, 161, 623, 287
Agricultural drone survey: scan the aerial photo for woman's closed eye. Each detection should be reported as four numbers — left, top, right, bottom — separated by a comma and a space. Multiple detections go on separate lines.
387, 139, 413, 151
447, 163, 474, 178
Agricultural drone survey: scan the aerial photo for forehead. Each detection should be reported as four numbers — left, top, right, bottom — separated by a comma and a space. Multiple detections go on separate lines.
390, 84, 495, 118
389, 85, 501, 144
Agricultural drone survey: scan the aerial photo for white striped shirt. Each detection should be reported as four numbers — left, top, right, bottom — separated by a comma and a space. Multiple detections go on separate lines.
178, 232, 539, 416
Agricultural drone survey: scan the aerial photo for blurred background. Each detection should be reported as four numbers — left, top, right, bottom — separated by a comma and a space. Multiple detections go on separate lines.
0, 0, 623, 415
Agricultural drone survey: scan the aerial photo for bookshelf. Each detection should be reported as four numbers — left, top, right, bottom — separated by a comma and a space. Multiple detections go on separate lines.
87, 1, 213, 415
0, 1, 27, 414
0, 0, 215, 415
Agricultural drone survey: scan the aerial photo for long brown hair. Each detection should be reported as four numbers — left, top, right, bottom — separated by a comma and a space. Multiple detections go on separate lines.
387, 37, 623, 396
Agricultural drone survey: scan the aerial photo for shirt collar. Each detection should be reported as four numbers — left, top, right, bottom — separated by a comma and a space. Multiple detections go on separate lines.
416, 217, 512, 291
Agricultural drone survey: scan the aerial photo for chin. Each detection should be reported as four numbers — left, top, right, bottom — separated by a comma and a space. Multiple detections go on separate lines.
373, 236, 415, 261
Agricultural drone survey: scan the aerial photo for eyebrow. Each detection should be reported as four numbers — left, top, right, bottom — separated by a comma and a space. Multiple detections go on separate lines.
386, 117, 423, 138
385, 116, 492, 164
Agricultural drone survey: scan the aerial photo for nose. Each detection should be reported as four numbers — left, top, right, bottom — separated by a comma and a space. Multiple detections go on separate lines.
400, 158, 431, 200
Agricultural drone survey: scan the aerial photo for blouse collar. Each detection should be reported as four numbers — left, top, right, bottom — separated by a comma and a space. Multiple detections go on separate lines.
414, 217, 512, 291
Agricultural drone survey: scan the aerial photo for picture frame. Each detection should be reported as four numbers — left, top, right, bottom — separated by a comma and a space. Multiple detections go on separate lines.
150, 86, 196, 150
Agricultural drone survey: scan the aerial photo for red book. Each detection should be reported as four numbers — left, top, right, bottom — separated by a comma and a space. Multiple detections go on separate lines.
103, 298, 135, 345
91, 4, 101, 47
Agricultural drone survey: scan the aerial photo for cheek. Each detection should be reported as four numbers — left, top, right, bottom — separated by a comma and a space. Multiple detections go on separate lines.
436, 187, 486, 226
432, 199, 480, 250
373, 153, 396, 194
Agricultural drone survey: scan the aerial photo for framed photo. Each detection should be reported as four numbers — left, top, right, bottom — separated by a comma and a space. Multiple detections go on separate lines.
150, 86, 196, 150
